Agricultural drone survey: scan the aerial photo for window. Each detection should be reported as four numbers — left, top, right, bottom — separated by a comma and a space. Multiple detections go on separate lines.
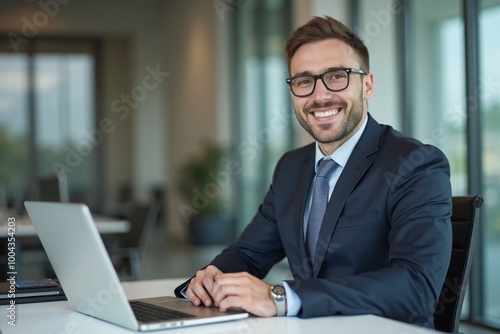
480, 0, 500, 325
0, 39, 98, 207
409, 0, 467, 196
0, 53, 29, 202
34, 53, 97, 202
231, 0, 293, 232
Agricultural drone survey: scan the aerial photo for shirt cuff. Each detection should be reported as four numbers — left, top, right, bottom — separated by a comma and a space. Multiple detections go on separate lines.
179, 284, 188, 298
282, 281, 301, 316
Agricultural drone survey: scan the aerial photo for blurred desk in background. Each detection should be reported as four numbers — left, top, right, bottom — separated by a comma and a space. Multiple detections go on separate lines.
0, 210, 129, 280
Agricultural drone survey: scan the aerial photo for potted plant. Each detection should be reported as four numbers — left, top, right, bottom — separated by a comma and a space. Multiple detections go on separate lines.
176, 142, 232, 245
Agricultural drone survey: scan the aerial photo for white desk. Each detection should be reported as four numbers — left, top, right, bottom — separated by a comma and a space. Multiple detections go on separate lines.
0, 278, 441, 334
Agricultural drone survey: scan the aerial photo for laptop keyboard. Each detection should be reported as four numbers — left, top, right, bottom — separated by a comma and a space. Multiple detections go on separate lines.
130, 301, 195, 322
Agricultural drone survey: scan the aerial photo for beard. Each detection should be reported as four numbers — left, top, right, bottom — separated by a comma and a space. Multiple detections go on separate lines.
295, 91, 365, 145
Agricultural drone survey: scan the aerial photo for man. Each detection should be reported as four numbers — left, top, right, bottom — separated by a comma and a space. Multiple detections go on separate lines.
175, 16, 452, 328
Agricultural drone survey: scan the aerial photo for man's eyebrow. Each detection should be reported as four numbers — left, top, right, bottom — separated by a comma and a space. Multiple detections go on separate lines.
292, 70, 314, 77
291, 67, 346, 77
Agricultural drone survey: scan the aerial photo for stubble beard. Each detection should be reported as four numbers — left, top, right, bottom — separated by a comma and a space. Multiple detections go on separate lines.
295, 93, 365, 145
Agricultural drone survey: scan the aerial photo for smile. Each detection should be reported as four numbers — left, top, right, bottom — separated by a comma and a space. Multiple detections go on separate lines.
311, 108, 341, 118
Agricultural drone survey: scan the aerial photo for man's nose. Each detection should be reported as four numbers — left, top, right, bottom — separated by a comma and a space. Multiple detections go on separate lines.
311, 78, 333, 99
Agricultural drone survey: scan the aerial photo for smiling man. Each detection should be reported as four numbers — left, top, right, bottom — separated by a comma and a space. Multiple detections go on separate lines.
175, 16, 452, 329
288, 37, 372, 156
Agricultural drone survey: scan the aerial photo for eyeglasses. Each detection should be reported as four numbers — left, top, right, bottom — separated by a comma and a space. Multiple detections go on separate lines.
286, 68, 367, 97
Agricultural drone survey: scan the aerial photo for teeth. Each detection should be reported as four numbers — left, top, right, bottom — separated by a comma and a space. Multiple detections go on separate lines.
313, 109, 340, 117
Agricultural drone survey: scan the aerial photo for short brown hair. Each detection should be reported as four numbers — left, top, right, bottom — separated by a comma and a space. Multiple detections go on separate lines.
285, 16, 369, 74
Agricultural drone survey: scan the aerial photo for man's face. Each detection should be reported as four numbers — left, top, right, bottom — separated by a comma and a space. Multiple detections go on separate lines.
289, 39, 374, 155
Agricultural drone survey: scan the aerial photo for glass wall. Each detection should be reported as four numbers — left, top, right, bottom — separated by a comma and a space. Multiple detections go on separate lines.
232, 0, 293, 233
34, 53, 96, 203
409, 0, 467, 196
480, 0, 500, 325
0, 40, 98, 208
0, 54, 29, 205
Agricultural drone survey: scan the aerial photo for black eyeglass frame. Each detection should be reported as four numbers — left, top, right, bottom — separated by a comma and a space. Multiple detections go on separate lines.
285, 68, 367, 97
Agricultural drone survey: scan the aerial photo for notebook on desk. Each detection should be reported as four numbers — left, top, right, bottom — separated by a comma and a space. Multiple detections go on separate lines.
24, 201, 248, 331
0, 279, 66, 305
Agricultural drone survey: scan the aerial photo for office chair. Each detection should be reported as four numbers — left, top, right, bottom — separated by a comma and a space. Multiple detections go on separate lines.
434, 195, 483, 333
108, 201, 161, 280
38, 172, 69, 202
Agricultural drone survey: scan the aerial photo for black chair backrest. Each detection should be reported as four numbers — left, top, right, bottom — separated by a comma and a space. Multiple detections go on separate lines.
38, 173, 69, 202
122, 202, 161, 253
434, 195, 483, 333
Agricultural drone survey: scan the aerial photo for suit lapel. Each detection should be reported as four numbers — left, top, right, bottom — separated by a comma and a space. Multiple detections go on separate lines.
312, 114, 381, 277
294, 147, 315, 275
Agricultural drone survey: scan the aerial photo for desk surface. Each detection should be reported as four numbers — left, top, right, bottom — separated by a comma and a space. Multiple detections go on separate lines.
0, 278, 441, 334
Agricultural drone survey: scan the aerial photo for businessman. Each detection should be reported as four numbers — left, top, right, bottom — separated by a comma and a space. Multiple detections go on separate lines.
175, 16, 452, 328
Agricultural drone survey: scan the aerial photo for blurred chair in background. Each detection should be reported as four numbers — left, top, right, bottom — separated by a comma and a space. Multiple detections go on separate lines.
0, 184, 7, 210
108, 201, 161, 280
38, 172, 69, 202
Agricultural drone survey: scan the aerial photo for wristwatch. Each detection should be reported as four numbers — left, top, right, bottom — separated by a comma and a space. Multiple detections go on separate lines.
270, 284, 287, 316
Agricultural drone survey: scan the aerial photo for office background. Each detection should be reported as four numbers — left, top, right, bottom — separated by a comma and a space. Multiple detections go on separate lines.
0, 0, 498, 331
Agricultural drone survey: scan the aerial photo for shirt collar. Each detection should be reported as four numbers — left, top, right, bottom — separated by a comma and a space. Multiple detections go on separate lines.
314, 115, 368, 171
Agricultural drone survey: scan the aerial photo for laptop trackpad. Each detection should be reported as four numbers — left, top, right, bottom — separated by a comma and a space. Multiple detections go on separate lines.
154, 299, 202, 310
150, 297, 244, 316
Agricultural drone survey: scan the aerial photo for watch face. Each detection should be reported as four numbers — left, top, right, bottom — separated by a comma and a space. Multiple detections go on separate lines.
273, 285, 285, 296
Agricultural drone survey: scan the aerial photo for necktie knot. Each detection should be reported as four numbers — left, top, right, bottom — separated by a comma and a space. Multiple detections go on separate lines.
316, 159, 337, 178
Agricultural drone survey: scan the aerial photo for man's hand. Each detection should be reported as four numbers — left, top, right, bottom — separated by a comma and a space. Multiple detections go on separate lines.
186, 266, 278, 317
211, 272, 277, 317
186, 265, 223, 307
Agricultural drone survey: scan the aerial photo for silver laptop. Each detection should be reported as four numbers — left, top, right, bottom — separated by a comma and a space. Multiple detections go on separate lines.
24, 201, 248, 331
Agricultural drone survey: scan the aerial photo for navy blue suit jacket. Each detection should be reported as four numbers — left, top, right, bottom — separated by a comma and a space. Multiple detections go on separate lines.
175, 114, 452, 327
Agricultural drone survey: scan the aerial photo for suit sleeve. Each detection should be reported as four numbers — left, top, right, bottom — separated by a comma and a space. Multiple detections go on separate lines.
287, 144, 452, 327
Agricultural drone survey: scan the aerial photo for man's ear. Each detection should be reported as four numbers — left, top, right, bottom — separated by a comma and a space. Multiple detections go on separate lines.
364, 72, 374, 100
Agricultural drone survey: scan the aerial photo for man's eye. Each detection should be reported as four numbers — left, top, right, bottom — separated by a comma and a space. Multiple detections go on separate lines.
326, 73, 346, 81
325, 72, 347, 81
295, 78, 313, 87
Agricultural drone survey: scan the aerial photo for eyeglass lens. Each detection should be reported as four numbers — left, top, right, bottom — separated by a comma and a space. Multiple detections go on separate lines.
290, 69, 350, 96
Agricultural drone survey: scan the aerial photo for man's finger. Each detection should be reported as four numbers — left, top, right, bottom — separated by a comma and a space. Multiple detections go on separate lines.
185, 285, 201, 306
187, 278, 213, 307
